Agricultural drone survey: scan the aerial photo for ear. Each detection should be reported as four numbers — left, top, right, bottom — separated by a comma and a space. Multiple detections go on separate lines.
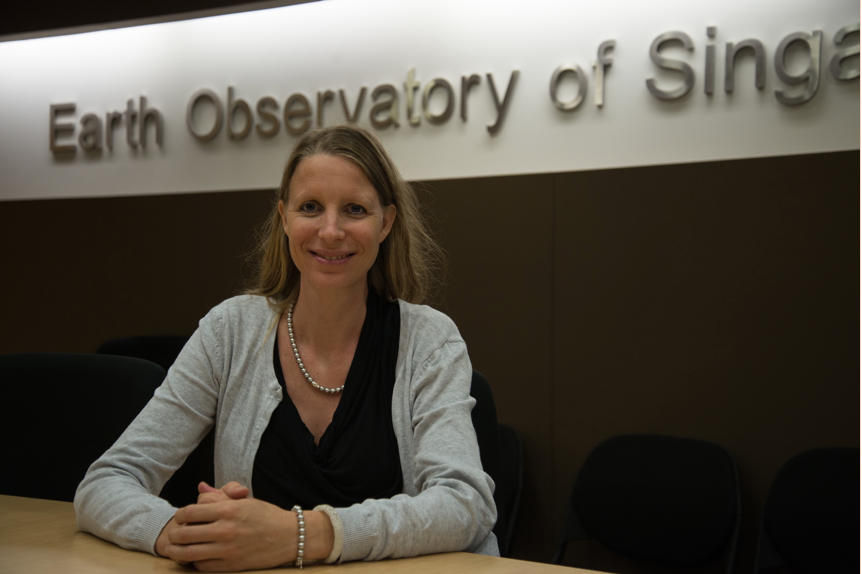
277, 200, 289, 237
378, 205, 397, 243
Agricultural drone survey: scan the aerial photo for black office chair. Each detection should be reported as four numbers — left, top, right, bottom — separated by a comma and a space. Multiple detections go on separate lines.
470, 370, 507, 554
553, 434, 741, 574
755, 447, 860, 574
0, 351, 211, 508
470, 370, 524, 557
0, 353, 165, 502
95, 334, 212, 505
496, 423, 524, 555
96, 335, 190, 372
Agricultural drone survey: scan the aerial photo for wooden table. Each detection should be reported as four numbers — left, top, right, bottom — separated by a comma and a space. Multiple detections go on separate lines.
0, 495, 599, 573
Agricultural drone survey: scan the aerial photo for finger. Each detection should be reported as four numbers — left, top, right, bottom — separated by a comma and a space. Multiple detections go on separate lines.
198, 492, 228, 505
169, 523, 228, 546
221, 482, 250, 499
198, 482, 221, 494
175, 502, 227, 525
164, 541, 227, 564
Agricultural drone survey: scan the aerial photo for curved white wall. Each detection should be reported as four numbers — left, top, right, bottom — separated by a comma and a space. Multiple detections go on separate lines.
0, 0, 858, 200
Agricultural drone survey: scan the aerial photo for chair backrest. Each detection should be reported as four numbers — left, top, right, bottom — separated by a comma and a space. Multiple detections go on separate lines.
96, 335, 189, 372
95, 335, 214, 506
497, 423, 524, 556
554, 434, 741, 572
469, 370, 509, 555
0, 353, 165, 502
756, 447, 860, 574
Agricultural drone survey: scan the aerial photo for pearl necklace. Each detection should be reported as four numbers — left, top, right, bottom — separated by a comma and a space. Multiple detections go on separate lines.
286, 303, 344, 394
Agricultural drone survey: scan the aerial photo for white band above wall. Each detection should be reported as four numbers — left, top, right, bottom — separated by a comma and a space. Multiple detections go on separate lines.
0, 0, 858, 200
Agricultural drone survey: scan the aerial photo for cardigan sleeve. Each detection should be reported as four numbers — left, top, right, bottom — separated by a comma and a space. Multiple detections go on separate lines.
73, 307, 224, 554
336, 332, 498, 561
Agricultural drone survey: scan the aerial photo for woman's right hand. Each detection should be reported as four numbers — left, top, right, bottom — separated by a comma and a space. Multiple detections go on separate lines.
157, 482, 334, 571
163, 496, 302, 571
155, 516, 186, 562
155, 481, 250, 561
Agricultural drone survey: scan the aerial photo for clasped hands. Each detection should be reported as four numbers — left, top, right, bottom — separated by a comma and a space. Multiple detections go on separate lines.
156, 482, 333, 572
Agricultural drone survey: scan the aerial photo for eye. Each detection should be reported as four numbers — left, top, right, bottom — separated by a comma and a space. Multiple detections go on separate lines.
346, 204, 367, 215
299, 202, 318, 213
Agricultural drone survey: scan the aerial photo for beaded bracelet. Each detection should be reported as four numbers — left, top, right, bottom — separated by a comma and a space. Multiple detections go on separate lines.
292, 505, 305, 569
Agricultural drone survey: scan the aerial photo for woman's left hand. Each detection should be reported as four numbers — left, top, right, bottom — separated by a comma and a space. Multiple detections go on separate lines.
163, 496, 296, 572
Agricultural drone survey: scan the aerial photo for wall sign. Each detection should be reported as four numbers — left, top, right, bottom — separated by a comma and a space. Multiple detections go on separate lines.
0, 0, 858, 200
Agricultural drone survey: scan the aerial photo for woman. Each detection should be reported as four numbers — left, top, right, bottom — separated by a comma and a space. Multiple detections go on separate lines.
74, 124, 498, 571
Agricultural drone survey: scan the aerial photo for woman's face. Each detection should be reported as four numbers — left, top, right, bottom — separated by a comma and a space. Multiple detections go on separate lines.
278, 154, 396, 297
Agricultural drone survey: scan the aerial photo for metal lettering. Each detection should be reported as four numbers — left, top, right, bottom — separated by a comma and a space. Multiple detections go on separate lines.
370, 84, 399, 130
78, 113, 102, 152
646, 31, 695, 100
422, 79, 454, 125
724, 39, 766, 92
125, 99, 138, 148
316, 90, 335, 128
256, 96, 280, 138
775, 31, 822, 105
593, 41, 615, 107
228, 87, 252, 140
487, 70, 519, 135
705, 27, 717, 95
186, 89, 223, 142
550, 65, 587, 111
49, 103, 76, 153
105, 111, 122, 150
830, 23, 860, 80
139, 96, 163, 147
285, 93, 312, 135
460, 74, 481, 121
339, 88, 367, 123
405, 69, 421, 126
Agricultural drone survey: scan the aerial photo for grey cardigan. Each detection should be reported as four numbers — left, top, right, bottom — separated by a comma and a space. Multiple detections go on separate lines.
74, 295, 498, 561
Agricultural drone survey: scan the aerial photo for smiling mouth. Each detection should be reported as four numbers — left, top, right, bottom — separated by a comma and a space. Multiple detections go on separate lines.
311, 251, 352, 261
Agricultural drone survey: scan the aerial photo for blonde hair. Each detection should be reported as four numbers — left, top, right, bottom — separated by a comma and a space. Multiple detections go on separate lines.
246, 124, 444, 314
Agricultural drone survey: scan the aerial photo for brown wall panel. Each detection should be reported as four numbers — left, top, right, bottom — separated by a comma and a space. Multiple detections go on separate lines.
1, 198, 99, 351
551, 152, 859, 572
0, 189, 273, 354
415, 175, 556, 559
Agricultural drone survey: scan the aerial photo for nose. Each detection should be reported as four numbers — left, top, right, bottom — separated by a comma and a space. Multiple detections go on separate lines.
318, 211, 345, 243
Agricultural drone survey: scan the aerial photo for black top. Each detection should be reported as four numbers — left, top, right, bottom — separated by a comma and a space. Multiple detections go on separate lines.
252, 292, 403, 510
